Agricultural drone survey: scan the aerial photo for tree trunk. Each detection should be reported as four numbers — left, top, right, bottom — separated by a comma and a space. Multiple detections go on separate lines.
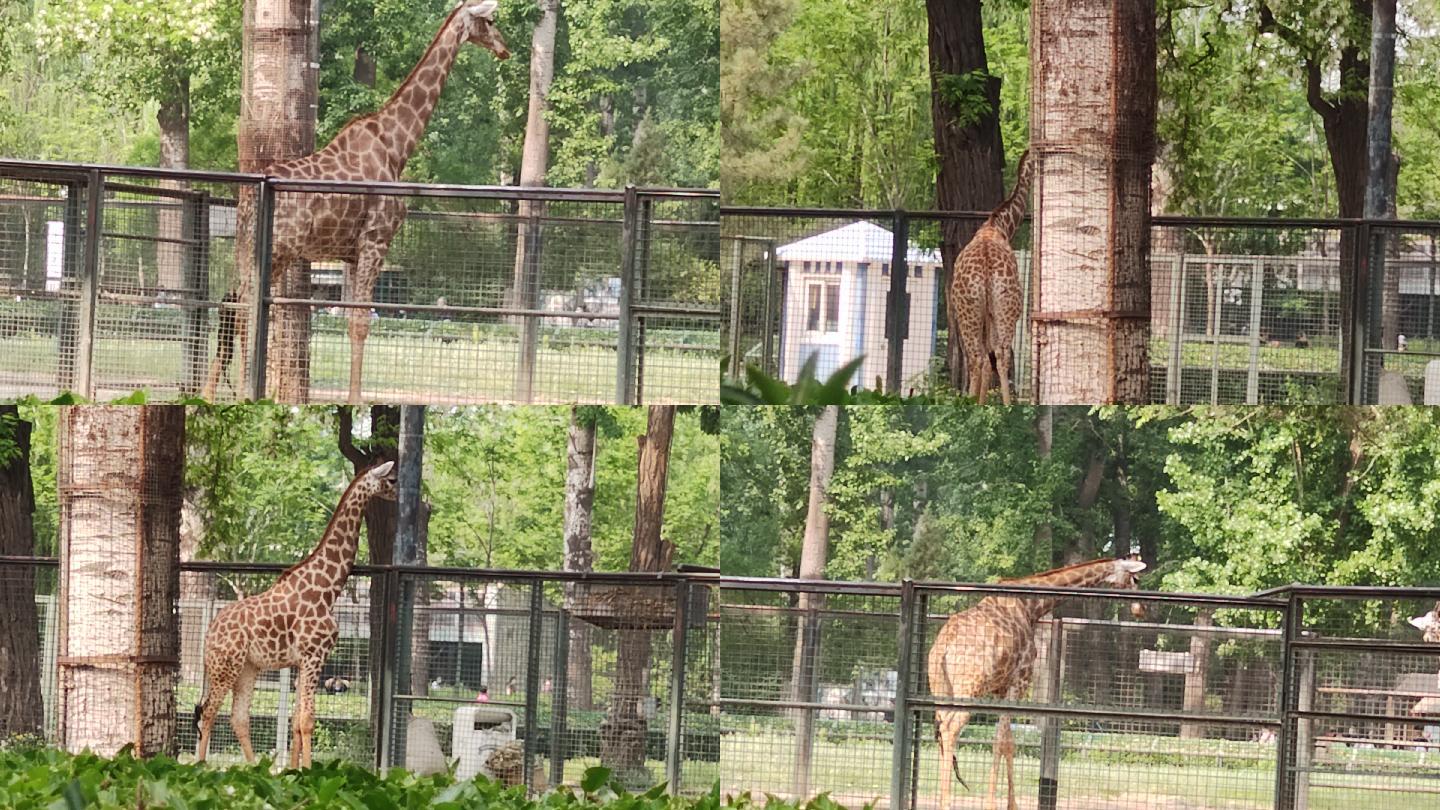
563, 407, 597, 710
1367, 0, 1399, 352
1030, 0, 1156, 404
408, 503, 432, 697
241, 0, 317, 402
354, 45, 377, 88
338, 405, 399, 724
0, 405, 43, 740
1180, 609, 1214, 739
925, 0, 1006, 389
602, 405, 676, 786
1035, 405, 1055, 566
509, 0, 561, 401
57, 406, 183, 757
790, 405, 838, 796
156, 77, 191, 293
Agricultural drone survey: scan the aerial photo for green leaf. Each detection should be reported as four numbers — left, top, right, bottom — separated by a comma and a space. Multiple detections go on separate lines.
580, 766, 612, 793
108, 390, 149, 405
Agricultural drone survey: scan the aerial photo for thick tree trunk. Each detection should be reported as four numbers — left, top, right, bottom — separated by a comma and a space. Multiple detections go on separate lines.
510, 0, 561, 401
790, 405, 838, 796
602, 406, 676, 785
241, 0, 317, 402
1030, 0, 1156, 404
57, 406, 183, 757
925, 0, 1006, 389
563, 408, 597, 710
409, 503, 432, 697
1367, 0, 1399, 353
1180, 609, 1213, 739
1035, 405, 1054, 565
156, 78, 191, 293
0, 405, 43, 740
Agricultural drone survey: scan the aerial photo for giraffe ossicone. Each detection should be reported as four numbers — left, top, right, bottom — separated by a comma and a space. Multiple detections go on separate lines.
204, 2, 510, 403
193, 462, 398, 768
927, 555, 1146, 810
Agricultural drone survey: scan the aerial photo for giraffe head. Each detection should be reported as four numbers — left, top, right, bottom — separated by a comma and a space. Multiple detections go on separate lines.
1102, 555, 1148, 619
363, 460, 400, 502
1410, 602, 1440, 643
458, 1, 510, 60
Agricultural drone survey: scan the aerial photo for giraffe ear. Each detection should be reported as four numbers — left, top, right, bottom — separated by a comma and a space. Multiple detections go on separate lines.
1118, 558, 1147, 574
467, 0, 498, 19
371, 460, 395, 478
1411, 613, 1438, 631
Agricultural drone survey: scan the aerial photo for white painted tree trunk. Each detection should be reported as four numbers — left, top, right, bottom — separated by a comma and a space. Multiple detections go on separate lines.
1029, 0, 1155, 404
58, 406, 184, 757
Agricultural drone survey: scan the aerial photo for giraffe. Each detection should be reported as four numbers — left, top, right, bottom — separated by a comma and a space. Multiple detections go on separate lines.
203, 0, 511, 403
1411, 602, 1440, 643
194, 461, 397, 768
948, 150, 1036, 405
928, 555, 1147, 810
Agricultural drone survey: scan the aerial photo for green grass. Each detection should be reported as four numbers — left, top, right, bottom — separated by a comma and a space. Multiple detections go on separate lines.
0, 324, 717, 403
1148, 336, 1339, 374
720, 726, 1438, 810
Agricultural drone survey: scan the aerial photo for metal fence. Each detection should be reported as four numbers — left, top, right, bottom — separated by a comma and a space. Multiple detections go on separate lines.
719, 577, 1440, 810
721, 208, 1440, 405
0, 160, 720, 405
0, 556, 719, 794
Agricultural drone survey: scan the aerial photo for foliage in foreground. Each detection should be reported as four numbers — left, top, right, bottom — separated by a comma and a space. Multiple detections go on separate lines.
0, 747, 721, 810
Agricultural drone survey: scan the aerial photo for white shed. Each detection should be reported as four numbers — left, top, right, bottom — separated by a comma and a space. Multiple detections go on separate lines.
775, 221, 939, 387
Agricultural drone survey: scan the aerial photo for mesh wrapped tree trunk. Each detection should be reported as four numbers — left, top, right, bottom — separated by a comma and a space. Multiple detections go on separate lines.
57, 406, 184, 757
1029, 0, 1156, 404
240, 0, 316, 402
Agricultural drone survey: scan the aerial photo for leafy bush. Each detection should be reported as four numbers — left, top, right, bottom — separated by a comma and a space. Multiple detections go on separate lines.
0, 746, 721, 810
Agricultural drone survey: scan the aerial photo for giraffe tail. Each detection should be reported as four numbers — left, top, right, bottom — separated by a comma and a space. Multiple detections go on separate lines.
934, 719, 970, 791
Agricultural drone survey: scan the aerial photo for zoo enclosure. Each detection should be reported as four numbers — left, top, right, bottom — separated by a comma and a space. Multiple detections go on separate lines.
0, 159, 720, 405
720, 577, 1440, 809
722, 207, 1440, 405
0, 556, 719, 794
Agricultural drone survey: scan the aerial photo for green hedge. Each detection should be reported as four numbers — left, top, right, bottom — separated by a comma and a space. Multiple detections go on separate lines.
0, 746, 723, 810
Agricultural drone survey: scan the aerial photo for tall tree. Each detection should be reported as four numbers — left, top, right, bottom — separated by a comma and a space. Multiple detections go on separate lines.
602, 405, 677, 784
563, 405, 600, 710
790, 405, 837, 795
0, 405, 42, 740
1366, 0, 1400, 351
925, 0, 1006, 388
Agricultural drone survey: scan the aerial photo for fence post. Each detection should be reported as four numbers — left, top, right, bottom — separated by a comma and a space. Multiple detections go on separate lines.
1037, 617, 1064, 810
635, 196, 654, 403
374, 567, 400, 769
57, 178, 84, 392
616, 186, 640, 404
727, 238, 744, 379
181, 191, 211, 394
890, 579, 915, 810
522, 582, 545, 792
762, 240, 779, 376
246, 180, 276, 401
1165, 255, 1186, 404
666, 578, 691, 792
75, 168, 103, 399
276, 666, 291, 763
1272, 593, 1301, 809
515, 203, 544, 403
549, 606, 570, 789
1246, 257, 1265, 404
1348, 223, 1372, 404
885, 212, 911, 394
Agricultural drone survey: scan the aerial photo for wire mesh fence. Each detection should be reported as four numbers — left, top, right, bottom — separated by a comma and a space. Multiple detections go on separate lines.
717, 577, 1440, 810
0, 555, 718, 795
0, 161, 719, 405
720, 207, 1440, 405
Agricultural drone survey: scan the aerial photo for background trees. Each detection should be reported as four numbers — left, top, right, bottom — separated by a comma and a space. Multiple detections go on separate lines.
2, 0, 718, 190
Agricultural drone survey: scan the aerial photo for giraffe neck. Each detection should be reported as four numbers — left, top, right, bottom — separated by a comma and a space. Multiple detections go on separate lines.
986, 150, 1035, 241
371, 7, 469, 175
1004, 557, 1123, 622
281, 476, 376, 606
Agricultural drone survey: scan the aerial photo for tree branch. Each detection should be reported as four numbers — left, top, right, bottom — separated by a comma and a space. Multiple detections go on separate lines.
336, 406, 369, 469
1258, 3, 1335, 118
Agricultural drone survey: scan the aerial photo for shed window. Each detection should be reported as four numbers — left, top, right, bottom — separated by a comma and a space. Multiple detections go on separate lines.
806, 281, 841, 334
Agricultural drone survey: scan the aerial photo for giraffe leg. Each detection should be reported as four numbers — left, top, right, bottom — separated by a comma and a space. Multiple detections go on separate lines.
966, 347, 989, 405
229, 666, 260, 763
196, 665, 237, 763
348, 247, 387, 404
984, 714, 1010, 810
936, 709, 972, 810
988, 259, 1023, 407
294, 659, 322, 768
997, 715, 1017, 810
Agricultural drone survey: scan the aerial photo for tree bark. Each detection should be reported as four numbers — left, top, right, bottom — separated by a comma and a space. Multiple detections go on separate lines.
1180, 609, 1213, 739
925, 0, 1006, 389
563, 407, 597, 710
509, 0, 561, 401
790, 405, 838, 796
1367, 0, 1399, 351
0, 405, 43, 740
1035, 405, 1055, 565
57, 406, 183, 757
354, 45, 377, 88
156, 76, 191, 292
602, 405, 676, 785
241, 0, 317, 402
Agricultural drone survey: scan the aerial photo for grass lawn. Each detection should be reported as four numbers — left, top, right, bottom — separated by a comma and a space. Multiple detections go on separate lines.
0, 325, 717, 404
720, 726, 1437, 810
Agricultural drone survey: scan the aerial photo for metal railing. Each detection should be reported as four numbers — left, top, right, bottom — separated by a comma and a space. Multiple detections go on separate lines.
0, 556, 720, 794
719, 576, 1440, 809
721, 207, 1440, 404
0, 160, 720, 405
